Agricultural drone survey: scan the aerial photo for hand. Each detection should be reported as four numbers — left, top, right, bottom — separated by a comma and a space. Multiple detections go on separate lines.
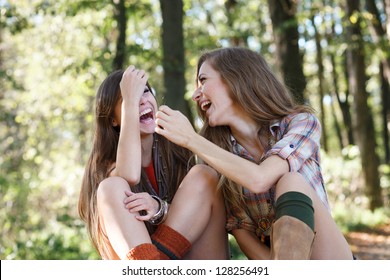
123, 190, 159, 221
155, 105, 197, 148
119, 65, 149, 105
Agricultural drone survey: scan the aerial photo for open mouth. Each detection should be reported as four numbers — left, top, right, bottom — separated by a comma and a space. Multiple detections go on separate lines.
200, 101, 211, 111
139, 108, 154, 123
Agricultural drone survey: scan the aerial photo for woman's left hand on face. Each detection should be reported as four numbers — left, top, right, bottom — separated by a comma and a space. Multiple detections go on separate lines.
123, 190, 159, 221
155, 105, 196, 148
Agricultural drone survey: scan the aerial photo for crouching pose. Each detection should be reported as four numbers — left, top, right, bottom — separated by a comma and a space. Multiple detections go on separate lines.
78, 66, 229, 260
155, 47, 354, 259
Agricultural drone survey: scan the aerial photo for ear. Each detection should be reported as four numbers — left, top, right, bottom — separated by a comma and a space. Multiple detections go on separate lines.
112, 118, 119, 127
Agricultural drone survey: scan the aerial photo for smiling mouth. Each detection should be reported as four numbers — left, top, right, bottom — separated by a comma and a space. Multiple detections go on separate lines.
139, 108, 154, 123
200, 101, 211, 111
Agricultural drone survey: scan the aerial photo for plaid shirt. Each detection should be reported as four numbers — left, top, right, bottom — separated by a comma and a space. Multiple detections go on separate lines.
226, 113, 330, 241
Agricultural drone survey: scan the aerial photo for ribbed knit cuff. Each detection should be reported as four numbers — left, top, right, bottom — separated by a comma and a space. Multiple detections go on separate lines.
126, 243, 160, 260
151, 224, 191, 260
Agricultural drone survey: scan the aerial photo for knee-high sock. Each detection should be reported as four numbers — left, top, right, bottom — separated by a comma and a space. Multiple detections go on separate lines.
275, 191, 314, 231
126, 243, 161, 260
151, 224, 191, 260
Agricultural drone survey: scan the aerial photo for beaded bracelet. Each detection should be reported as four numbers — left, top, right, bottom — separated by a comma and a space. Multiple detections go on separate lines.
149, 195, 169, 225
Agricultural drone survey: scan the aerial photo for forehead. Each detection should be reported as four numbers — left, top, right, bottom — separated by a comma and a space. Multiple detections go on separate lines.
198, 60, 217, 76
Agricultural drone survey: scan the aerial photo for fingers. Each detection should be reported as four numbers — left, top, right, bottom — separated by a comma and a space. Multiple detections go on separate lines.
155, 106, 170, 134
124, 190, 134, 197
158, 105, 172, 113
155, 105, 178, 126
123, 65, 147, 78
123, 192, 159, 218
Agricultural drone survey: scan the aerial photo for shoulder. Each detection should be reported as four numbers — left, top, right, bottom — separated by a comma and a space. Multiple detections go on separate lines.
282, 113, 320, 128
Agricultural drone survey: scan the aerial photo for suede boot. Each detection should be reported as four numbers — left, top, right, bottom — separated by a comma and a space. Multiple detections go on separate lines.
270, 215, 315, 260
151, 224, 192, 260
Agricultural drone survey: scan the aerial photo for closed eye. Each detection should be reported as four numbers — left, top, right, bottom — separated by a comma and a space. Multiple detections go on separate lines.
198, 77, 206, 85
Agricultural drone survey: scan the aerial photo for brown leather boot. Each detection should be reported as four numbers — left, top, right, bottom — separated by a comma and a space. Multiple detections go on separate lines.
270, 215, 315, 260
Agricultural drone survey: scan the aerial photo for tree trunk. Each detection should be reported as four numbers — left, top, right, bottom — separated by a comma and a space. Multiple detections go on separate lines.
326, 8, 353, 147
112, 0, 127, 70
311, 14, 328, 152
267, 0, 306, 104
365, 0, 390, 164
341, 53, 355, 145
380, 62, 390, 163
346, 0, 383, 210
159, 0, 191, 119
384, 0, 390, 39
365, 0, 390, 88
329, 54, 347, 149
330, 95, 344, 152
225, 0, 248, 47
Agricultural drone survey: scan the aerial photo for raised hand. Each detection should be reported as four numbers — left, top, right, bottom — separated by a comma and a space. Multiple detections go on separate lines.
155, 105, 197, 148
119, 65, 149, 105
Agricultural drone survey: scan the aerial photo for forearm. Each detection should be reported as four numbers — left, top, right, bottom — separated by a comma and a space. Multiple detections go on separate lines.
115, 109, 142, 185
232, 229, 270, 260
155, 105, 288, 192
187, 134, 287, 193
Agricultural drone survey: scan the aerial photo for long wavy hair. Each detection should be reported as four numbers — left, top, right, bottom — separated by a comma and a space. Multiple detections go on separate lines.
78, 70, 193, 255
195, 47, 312, 210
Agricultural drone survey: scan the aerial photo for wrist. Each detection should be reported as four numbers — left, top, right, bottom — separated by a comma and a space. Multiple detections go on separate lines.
148, 195, 169, 225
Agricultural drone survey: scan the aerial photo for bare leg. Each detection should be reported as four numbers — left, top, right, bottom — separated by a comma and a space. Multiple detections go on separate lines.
164, 164, 230, 260
274, 172, 353, 259
97, 176, 152, 259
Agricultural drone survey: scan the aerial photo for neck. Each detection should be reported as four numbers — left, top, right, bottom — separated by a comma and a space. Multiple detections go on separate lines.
141, 134, 154, 167
229, 117, 265, 162
229, 113, 259, 143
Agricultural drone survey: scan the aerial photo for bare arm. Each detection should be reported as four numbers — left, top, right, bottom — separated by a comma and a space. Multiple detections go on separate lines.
232, 229, 270, 260
112, 66, 148, 185
155, 105, 289, 193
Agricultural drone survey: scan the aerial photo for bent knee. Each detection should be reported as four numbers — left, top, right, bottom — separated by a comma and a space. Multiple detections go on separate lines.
189, 164, 218, 182
180, 164, 219, 194
97, 176, 130, 205
275, 172, 311, 198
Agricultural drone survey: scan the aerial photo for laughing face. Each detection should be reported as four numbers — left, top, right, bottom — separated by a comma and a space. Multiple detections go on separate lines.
192, 60, 236, 127
113, 86, 157, 135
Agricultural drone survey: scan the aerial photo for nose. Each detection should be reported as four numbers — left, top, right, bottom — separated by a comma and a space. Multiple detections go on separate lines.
140, 92, 148, 104
192, 87, 202, 101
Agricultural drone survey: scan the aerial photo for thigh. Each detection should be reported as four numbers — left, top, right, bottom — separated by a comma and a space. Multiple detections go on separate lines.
97, 177, 151, 258
274, 173, 353, 259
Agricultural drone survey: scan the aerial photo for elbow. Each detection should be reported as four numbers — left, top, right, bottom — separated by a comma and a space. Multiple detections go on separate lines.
248, 174, 269, 193
124, 174, 140, 186
115, 168, 140, 186
250, 181, 268, 193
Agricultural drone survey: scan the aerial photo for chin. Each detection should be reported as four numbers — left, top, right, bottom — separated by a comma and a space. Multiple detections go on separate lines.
140, 125, 156, 135
208, 119, 217, 127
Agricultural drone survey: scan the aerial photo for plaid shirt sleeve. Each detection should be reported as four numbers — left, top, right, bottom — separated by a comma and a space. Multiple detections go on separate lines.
266, 113, 321, 172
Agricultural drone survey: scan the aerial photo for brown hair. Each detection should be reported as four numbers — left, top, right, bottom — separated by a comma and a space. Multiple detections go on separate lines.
78, 70, 193, 256
195, 47, 312, 210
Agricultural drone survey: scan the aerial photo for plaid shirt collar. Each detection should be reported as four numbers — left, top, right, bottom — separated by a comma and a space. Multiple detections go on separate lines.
230, 119, 280, 161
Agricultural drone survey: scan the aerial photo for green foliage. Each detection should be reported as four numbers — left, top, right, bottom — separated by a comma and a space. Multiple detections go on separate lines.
1, 0, 389, 260
322, 146, 390, 233
228, 235, 247, 260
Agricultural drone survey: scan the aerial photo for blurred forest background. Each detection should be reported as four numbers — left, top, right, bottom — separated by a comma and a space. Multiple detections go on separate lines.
1, 0, 389, 260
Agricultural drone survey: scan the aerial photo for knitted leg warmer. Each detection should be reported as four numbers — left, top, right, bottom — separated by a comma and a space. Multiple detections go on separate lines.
151, 224, 192, 260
